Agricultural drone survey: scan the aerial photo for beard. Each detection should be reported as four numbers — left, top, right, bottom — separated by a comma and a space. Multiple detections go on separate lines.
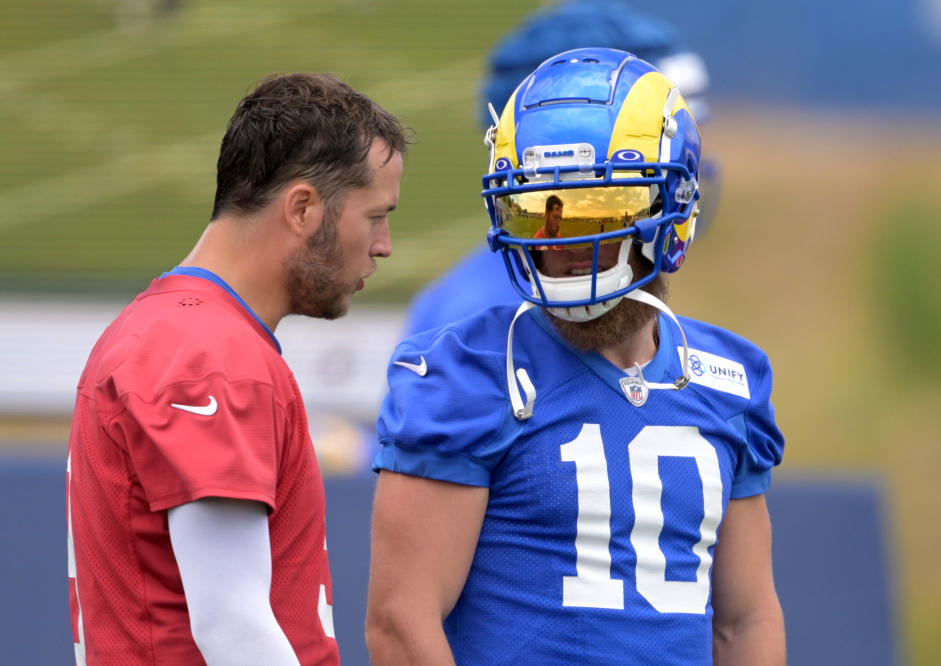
548, 271, 668, 352
284, 212, 349, 320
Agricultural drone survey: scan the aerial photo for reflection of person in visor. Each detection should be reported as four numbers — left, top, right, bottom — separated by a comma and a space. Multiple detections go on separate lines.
533, 194, 563, 249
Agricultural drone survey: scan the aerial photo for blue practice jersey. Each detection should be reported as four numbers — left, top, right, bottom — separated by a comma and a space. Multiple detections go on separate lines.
374, 304, 784, 664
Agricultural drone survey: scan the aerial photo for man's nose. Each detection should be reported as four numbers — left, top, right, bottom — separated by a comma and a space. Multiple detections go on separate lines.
372, 219, 392, 258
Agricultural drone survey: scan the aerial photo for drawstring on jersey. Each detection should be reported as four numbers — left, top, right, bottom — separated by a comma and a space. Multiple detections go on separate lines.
505, 290, 690, 421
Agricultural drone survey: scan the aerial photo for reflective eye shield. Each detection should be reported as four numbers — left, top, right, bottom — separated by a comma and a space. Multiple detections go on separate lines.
490, 186, 653, 248
482, 161, 698, 249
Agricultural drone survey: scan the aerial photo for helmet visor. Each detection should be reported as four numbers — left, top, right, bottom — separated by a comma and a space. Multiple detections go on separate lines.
492, 184, 655, 249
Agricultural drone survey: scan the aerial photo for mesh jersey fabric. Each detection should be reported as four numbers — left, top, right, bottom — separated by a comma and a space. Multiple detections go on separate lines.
66, 272, 338, 665
374, 304, 784, 664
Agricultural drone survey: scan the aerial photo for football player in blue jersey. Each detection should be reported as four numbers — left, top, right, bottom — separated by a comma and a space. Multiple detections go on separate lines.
404, 0, 717, 335
366, 47, 786, 664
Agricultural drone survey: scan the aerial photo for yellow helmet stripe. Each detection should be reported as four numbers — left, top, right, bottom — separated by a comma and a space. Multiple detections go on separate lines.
609, 71, 697, 242
494, 88, 520, 167
607, 71, 693, 162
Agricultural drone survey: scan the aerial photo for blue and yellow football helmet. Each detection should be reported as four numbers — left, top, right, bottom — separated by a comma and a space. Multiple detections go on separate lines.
482, 47, 702, 322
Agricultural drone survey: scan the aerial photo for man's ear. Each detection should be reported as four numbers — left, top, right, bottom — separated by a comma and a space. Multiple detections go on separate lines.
282, 182, 324, 237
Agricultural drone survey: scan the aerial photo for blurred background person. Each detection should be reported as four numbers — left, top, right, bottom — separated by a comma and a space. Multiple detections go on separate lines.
404, 0, 717, 336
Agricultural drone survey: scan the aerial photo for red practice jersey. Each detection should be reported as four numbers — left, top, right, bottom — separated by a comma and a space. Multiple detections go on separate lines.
66, 271, 338, 665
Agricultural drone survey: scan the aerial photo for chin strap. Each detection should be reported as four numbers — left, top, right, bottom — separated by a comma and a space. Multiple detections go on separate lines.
625, 289, 690, 390
505, 290, 690, 422
507, 301, 538, 420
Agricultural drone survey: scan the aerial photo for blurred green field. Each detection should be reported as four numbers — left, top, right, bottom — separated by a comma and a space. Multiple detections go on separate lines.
0, 0, 545, 295
2, 0, 941, 662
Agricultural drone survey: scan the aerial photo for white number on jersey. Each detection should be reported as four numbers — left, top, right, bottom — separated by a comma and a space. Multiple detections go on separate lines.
560, 424, 722, 614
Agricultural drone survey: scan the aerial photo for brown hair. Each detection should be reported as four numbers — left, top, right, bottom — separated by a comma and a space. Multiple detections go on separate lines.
212, 73, 410, 220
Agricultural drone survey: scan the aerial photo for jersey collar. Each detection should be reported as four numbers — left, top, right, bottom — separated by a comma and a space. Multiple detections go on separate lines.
529, 307, 675, 389
161, 266, 282, 355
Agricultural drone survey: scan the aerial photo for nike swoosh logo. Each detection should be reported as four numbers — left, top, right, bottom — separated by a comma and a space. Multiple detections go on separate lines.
170, 395, 218, 416
393, 356, 427, 377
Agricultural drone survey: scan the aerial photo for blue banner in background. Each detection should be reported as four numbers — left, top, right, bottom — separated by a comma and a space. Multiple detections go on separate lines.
0, 458, 902, 665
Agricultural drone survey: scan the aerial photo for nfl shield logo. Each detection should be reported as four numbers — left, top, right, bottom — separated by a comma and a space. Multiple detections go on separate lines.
619, 376, 648, 407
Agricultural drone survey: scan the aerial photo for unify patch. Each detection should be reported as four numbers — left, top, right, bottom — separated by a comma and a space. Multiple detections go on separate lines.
678, 348, 750, 399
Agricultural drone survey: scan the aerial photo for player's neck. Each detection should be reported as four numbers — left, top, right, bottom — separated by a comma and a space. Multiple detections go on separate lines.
178, 217, 289, 331
598, 317, 659, 370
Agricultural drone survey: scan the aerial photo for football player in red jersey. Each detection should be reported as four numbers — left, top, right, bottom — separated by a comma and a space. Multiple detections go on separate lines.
66, 73, 408, 665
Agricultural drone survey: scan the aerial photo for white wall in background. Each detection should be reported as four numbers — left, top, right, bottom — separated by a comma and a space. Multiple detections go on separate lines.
0, 297, 405, 421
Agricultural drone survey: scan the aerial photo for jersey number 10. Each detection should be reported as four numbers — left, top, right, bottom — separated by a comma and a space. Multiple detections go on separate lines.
560, 424, 722, 615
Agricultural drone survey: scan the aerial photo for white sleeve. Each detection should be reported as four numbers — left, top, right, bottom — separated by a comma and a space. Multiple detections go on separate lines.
168, 498, 300, 666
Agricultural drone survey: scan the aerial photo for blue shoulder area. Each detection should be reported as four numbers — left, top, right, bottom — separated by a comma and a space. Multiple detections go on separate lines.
678, 315, 769, 373
374, 304, 530, 486
677, 316, 785, 498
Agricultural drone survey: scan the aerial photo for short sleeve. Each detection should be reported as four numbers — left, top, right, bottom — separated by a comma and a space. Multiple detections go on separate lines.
106, 337, 284, 511
373, 327, 522, 487
730, 354, 784, 498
